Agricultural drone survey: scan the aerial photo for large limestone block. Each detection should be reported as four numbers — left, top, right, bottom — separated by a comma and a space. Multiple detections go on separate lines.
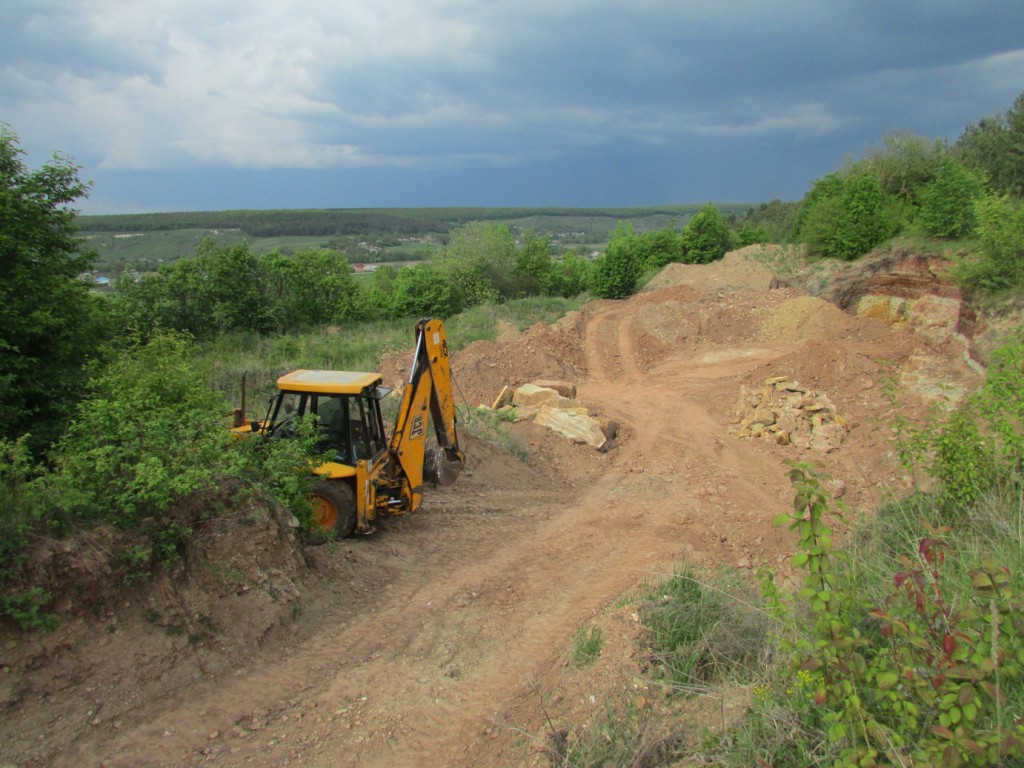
513, 383, 560, 408
535, 405, 608, 450
514, 383, 584, 412
531, 380, 577, 399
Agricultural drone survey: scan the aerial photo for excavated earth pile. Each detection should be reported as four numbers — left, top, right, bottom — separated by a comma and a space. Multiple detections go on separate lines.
0, 247, 991, 768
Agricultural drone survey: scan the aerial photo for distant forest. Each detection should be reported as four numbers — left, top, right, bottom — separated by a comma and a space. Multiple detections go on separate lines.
76, 204, 753, 239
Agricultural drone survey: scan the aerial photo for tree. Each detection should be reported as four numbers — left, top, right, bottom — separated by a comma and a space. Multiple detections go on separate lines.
592, 223, 643, 299
798, 173, 902, 260
389, 263, 460, 318
512, 230, 553, 296
434, 222, 514, 304
640, 226, 684, 270
262, 249, 360, 329
848, 132, 947, 206
916, 157, 988, 239
955, 91, 1024, 199
736, 199, 801, 243
544, 253, 591, 298
0, 127, 107, 451
680, 204, 735, 263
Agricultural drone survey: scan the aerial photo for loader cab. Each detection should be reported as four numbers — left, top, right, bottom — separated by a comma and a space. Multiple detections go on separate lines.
267, 370, 389, 466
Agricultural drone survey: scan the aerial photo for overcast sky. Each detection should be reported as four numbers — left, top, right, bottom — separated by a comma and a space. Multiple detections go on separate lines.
2, 1, 1023, 214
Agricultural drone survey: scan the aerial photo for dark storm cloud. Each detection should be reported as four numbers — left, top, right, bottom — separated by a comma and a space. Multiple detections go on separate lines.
1, 0, 1022, 212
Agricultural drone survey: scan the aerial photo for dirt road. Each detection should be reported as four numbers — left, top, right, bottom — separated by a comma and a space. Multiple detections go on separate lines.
3, 253, 974, 767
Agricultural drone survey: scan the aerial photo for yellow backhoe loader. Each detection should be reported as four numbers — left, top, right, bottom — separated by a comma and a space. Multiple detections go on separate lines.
233, 318, 465, 536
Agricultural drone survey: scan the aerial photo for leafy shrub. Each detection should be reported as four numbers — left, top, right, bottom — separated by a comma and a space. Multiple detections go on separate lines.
639, 226, 685, 270
591, 223, 643, 299
916, 157, 988, 239
387, 262, 461, 318
543, 253, 591, 298
897, 341, 1023, 516
48, 331, 239, 535
955, 194, 1024, 291
680, 204, 736, 263
798, 173, 904, 261
760, 463, 1024, 767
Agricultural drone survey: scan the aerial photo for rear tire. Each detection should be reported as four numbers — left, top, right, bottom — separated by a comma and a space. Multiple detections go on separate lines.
310, 481, 357, 539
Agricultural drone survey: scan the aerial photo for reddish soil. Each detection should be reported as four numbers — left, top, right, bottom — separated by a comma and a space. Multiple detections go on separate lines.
0, 250, 984, 767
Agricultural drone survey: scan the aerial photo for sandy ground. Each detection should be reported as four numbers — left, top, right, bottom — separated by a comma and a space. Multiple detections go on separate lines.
0, 250, 982, 767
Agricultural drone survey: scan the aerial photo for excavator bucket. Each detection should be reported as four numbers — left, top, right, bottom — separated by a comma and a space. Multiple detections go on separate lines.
425, 445, 464, 486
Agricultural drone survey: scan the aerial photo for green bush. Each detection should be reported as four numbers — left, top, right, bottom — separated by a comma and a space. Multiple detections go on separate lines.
48, 332, 239, 534
680, 204, 736, 263
916, 157, 988, 239
544, 253, 592, 298
759, 462, 1024, 767
955, 194, 1024, 291
591, 223, 643, 299
798, 173, 904, 261
897, 341, 1023, 515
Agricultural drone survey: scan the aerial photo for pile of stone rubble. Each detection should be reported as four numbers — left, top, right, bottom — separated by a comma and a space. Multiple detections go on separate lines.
731, 375, 848, 452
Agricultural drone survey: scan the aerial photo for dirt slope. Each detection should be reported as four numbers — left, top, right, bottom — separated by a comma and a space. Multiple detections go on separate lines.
0, 251, 981, 768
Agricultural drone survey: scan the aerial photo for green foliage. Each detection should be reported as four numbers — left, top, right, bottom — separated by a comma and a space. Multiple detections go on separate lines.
735, 221, 771, 247
512, 229, 553, 296
955, 90, 1024, 199
735, 199, 801, 244
544, 253, 592, 298
387, 262, 461, 318
0, 436, 38, 613
591, 223, 643, 299
680, 204, 736, 264
897, 341, 1023, 515
46, 332, 241, 539
0, 587, 58, 631
917, 158, 988, 239
0, 127, 109, 451
116, 239, 366, 338
759, 462, 1024, 767
435, 221, 516, 304
638, 226, 685, 270
262, 248, 360, 328
571, 625, 603, 666
955, 194, 1024, 292
798, 173, 904, 260
848, 132, 949, 207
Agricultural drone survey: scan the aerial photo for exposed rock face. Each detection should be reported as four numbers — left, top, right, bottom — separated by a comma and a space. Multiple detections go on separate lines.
777, 248, 962, 311
856, 293, 964, 346
731, 376, 848, 452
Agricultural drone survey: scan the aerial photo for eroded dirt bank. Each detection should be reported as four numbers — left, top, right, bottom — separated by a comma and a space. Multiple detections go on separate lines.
0, 249, 987, 767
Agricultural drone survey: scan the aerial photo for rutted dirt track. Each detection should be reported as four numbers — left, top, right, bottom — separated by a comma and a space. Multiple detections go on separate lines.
2, 251, 982, 767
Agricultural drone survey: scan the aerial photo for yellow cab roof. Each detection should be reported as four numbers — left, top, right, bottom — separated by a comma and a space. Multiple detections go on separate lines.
276, 370, 382, 395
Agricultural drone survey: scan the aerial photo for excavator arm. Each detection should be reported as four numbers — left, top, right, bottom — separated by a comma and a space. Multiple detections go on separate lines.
386, 318, 465, 511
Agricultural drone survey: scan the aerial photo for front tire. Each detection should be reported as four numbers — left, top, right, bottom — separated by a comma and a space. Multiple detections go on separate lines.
310, 481, 357, 538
